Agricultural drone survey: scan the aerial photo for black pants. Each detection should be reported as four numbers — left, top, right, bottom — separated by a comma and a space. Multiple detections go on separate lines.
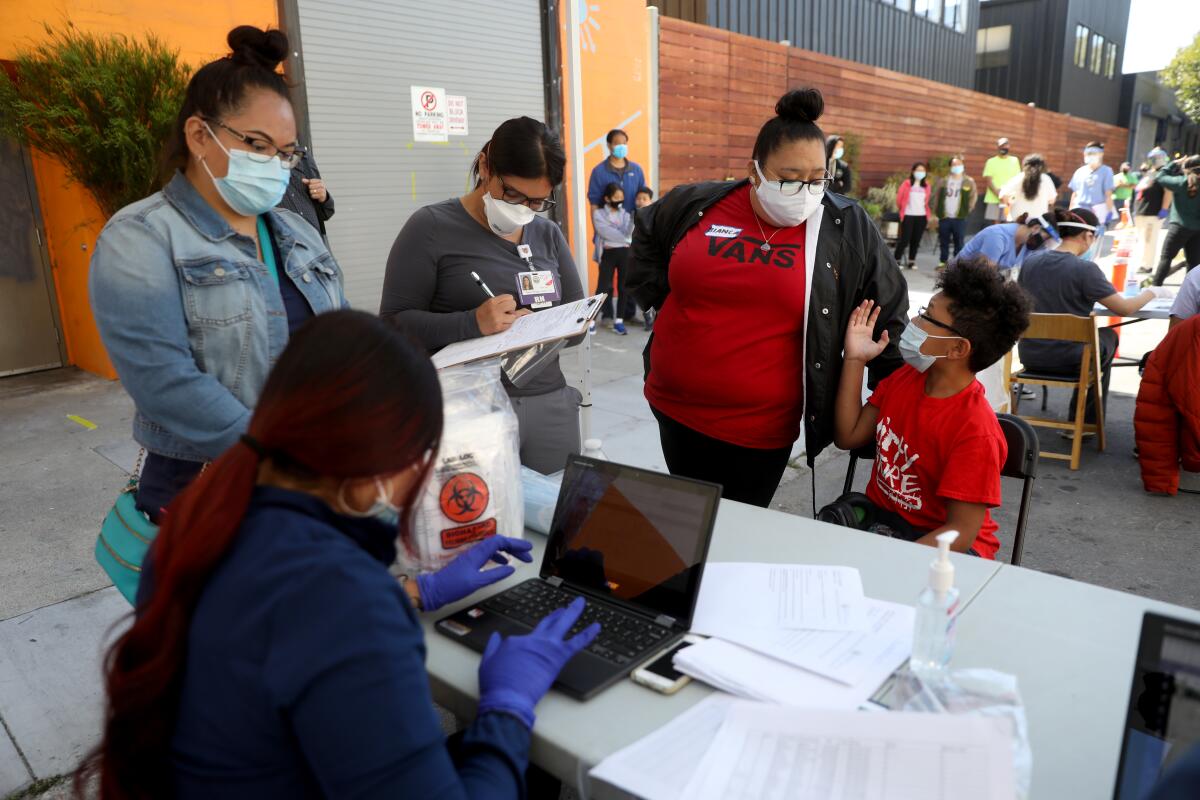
1152, 223, 1200, 286
938, 217, 965, 263
894, 215, 927, 262
651, 406, 792, 507
1025, 327, 1116, 424
596, 247, 635, 319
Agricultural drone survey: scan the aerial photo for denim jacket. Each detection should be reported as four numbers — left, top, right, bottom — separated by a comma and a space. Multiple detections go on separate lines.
89, 172, 347, 462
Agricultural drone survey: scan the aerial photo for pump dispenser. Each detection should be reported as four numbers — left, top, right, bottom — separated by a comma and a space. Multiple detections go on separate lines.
910, 530, 960, 679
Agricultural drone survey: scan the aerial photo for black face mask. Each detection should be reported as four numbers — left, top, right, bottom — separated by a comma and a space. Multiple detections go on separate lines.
999, 148, 1010, 156
607, 200, 622, 209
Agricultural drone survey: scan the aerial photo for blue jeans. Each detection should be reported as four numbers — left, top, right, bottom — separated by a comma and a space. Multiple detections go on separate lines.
938, 218, 966, 263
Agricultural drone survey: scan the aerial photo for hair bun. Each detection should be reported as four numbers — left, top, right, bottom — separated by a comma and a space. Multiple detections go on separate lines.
776, 88, 824, 124
227, 26, 289, 70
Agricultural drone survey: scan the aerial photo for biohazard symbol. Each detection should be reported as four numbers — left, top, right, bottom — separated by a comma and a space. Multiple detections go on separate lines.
439, 472, 489, 524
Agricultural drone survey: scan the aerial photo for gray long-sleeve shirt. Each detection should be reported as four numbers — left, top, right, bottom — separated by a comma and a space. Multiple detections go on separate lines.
380, 198, 583, 396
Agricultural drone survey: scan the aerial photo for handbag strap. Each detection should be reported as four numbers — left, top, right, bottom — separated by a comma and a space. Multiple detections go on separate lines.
122, 448, 210, 494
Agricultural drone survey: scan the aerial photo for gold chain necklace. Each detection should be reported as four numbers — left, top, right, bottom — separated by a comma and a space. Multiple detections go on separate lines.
751, 206, 783, 252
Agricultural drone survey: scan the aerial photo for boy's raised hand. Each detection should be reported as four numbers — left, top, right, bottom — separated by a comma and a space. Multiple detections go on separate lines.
844, 300, 890, 363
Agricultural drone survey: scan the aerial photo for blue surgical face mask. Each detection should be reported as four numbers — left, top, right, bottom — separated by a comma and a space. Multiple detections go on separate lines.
950, 165, 964, 175
913, 171, 926, 181
201, 122, 290, 216
611, 143, 629, 159
1082, 235, 1101, 262
898, 321, 961, 373
832, 147, 845, 160
339, 478, 402, 528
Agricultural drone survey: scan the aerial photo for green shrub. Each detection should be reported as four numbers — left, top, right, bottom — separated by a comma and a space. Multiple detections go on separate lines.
0, 23, 190, 218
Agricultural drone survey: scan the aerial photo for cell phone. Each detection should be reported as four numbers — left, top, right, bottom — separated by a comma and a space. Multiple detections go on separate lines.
630, 634, 705, 694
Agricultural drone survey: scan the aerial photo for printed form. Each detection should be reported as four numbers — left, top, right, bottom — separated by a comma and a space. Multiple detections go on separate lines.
691, 563, 867, 633
684, 702, 1017, 800
431, 294, 605, 369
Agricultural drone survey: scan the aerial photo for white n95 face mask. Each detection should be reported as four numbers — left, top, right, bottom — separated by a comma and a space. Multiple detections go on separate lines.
753, 161, 823, 228
482, 192, 536, 236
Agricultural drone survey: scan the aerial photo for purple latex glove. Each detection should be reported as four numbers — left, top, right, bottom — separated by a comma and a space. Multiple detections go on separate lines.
1158, 209, 1169, 219
416, 535, 533, 612
476, 596, 600, 727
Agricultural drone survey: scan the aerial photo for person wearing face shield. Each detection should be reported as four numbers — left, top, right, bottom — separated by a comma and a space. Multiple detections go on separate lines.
88, 27, 348, 524
1017, 207, 1175, 431
1069, 141, 1116, 227
78, 311, 595, 798
957, 211, 1055, 272
830, 258, 1032, 558
1134, 147, 1173, 274
381, 117, 584, 475
627, 87, 909, 507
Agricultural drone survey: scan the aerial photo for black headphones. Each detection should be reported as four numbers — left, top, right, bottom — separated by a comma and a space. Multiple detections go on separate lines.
816, 492, 877, 530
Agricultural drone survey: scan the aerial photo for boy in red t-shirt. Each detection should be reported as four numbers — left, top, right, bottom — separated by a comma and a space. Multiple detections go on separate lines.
832, 257, 1032, 558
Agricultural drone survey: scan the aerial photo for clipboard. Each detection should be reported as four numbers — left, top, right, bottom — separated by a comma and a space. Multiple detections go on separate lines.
431, 294, 607, 370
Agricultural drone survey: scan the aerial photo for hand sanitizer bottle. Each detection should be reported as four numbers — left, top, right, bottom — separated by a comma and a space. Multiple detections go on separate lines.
910, 530, 960, 679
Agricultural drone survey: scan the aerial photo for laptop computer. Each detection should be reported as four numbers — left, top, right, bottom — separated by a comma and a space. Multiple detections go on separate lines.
435, 454, 721, 700
1114, 612, 1200, 798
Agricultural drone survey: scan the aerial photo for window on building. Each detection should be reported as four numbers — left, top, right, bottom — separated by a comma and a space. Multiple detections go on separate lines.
943, 0, 966, 31
1090, 32, 1104, 73
881, 0, 912, 11
976, 24, 1011, 69
1074, 24, 1089, 69
1105, 41, 1118, 79
915, 0, 941, 21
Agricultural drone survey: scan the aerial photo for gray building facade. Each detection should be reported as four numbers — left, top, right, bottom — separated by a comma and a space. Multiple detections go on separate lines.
1120, 71, 1200, 166
974, 0, 1131, 126
651, 0, 981, 89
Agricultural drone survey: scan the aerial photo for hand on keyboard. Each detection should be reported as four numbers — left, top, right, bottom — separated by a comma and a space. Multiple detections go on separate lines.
476, 596, 600, 728
415, 535, 533, 612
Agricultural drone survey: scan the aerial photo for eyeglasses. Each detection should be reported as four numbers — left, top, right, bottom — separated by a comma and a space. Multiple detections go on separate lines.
495, 177, 556, 212
917, 306, 965, 337
759, 166, 833, 196
204, 118, 305, 169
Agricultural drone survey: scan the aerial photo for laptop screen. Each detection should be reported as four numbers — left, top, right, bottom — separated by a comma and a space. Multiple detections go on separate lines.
542, 456, 720, 625
1115, 612, 1200, 799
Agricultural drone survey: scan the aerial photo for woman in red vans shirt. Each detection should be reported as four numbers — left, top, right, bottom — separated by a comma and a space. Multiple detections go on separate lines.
628, 88, 908, 507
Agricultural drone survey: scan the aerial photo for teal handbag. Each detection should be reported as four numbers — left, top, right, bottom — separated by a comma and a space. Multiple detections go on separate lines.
96, 472, 158, 607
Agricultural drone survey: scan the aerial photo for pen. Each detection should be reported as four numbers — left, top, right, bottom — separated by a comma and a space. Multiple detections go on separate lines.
470, 271, 495, 298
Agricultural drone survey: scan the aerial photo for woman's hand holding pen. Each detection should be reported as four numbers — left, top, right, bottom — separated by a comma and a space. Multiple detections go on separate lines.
476, 295, 530, 335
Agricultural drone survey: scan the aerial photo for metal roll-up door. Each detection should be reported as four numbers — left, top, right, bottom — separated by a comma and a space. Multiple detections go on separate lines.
294, 0, 547, 310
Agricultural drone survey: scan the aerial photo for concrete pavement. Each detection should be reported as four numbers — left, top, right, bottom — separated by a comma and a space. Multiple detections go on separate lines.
0, 247, 1195, 798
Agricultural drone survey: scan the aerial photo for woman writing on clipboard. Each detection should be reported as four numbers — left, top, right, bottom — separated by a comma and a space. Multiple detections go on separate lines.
381, 117, 584, 474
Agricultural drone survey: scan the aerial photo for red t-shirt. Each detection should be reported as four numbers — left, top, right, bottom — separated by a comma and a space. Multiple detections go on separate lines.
645, 184, 807, 449
865, 365, 1006, 559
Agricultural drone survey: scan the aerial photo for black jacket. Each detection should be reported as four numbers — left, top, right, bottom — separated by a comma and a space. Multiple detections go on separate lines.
277, 151, 335, 236
627, 180, 909, 465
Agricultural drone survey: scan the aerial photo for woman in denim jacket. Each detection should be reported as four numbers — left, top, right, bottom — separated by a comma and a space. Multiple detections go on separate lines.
89, 26, 347, 522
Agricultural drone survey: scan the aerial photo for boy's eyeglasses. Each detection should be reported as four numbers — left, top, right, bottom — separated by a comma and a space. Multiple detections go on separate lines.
917, 306, 965, 337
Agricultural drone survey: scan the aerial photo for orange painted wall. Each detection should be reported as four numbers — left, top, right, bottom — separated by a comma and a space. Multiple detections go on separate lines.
560, 0, 653, 292
1, 0, 278, 379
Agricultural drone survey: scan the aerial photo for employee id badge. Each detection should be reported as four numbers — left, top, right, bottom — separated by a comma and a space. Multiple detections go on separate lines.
515, 270, 560, 309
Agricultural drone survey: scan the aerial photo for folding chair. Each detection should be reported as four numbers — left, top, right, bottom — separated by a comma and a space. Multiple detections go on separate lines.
1009, 313, 1106, 470
996, 413, 1038, 566
841, 414, 1039, 566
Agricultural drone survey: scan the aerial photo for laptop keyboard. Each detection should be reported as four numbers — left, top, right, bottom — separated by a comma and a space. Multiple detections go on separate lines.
482, 580, 671, 665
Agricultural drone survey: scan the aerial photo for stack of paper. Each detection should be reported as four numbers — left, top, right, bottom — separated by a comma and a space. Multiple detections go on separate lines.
680, 562, 912, 706
589, 697, 1017, 800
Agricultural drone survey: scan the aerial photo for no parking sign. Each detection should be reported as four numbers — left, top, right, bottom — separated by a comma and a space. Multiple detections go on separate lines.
410, 85, 448, 142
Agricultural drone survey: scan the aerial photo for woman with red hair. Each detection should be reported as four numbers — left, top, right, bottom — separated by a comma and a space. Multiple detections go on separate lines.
78, 310, 598, 798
